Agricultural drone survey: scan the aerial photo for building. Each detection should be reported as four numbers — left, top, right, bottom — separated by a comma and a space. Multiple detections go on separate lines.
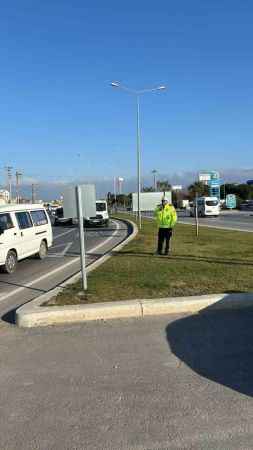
0, 190, 10, 204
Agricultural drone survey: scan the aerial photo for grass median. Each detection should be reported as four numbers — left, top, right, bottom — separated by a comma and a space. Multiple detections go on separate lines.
46, 214, 253, 306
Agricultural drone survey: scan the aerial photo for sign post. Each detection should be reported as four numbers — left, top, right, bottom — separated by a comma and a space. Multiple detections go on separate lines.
76, 185, 87, 290
195, 193, 199, 238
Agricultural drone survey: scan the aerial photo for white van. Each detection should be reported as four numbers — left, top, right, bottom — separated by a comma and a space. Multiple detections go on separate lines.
85, 200, 109, 227
190, 196, 220, 217
0, 204, 53, 274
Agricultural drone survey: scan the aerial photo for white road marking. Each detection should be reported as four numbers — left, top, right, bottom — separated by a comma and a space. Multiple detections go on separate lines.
0, 220, 121, 303
0, 257, 80, 303
47, 241, 73, 258
86, 220, 120, 255
53, 229, 76, 240
48, 241, 73, 258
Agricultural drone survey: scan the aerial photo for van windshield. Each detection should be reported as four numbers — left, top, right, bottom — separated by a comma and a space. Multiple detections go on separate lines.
206, 200, 218, 206
96, 203, 106, 212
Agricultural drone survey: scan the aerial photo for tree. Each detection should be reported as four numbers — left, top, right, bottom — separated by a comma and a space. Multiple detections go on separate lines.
142, 186, 154, 192
188, 182, 209, 199
157, 180, 172, 191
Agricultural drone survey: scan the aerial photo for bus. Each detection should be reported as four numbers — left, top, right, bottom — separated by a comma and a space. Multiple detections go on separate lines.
190, 197, 220, 217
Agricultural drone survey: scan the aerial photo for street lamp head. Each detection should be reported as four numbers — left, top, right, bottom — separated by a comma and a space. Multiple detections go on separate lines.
111, 81, 120, 88
157, 85, 166, 90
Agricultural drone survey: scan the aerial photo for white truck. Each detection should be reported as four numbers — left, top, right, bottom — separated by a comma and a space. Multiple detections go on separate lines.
85, 200, 109, 227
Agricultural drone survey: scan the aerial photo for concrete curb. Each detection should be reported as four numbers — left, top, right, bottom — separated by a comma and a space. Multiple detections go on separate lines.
16, 217, 139, 327
16, 291, 253, 328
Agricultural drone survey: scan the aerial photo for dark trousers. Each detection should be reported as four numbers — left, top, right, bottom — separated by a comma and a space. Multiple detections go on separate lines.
157, 228, 172, 254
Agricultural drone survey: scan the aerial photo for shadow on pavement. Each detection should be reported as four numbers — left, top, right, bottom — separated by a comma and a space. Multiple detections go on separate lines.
2, 309, 16, 325
166, 303, 253, 397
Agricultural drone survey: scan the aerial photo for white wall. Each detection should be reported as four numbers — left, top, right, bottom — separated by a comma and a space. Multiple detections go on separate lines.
132, 191, 172, 212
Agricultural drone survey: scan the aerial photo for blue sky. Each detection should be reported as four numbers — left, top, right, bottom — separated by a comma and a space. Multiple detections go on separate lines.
1, 0, 253, 188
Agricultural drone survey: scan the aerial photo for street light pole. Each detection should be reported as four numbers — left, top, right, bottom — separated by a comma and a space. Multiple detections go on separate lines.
152, 169, 158, 191
16, 171, 22, 204
110, 82, 166, 230
136, 95, 141, 229
5, 166, 13, 203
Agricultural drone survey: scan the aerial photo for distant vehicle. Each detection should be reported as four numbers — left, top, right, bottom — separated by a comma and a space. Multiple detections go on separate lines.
85, 200, 109, 227
54, 207, 73, 226
190, 197, 220, 217
178, 199, 190, 209
239, 200, 253, 211
0, 204, 53, 274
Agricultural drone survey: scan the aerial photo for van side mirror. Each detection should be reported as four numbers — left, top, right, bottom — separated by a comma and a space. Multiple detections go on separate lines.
0, 224, 5, 235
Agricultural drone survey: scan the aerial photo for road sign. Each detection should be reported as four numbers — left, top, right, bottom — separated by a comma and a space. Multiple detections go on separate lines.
63, 184, 96, 219
63, 184, 96, 291
226, 194, 236, 209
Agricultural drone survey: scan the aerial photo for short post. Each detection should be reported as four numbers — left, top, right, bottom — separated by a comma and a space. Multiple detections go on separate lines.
76, 185, 87, 290
195, 193, 199, 238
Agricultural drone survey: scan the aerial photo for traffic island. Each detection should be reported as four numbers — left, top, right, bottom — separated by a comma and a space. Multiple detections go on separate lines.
16, 214, 253, 327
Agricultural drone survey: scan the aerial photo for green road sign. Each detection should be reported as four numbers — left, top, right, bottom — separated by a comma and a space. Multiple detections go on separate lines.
226, 194, 236, 209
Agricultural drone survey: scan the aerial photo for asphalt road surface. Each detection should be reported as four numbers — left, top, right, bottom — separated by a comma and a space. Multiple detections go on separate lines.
178, 210, 253, 232
1, 311, 253, 449
0, 219, 129, 326
142, 209, 253, 232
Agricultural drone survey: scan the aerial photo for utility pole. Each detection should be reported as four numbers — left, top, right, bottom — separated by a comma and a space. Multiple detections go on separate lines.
32, 184, 38, 203
5, 166, 13, 203
16, 171, 22, 204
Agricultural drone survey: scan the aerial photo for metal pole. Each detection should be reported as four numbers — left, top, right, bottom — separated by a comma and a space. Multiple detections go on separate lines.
16, 171, 22, 204
137, 95, 141, 229
76, 186, 87, 290
5, 166, 12, 203
113, 176, 117, 211
32, 184, 35, 203
195, 193, 199, 238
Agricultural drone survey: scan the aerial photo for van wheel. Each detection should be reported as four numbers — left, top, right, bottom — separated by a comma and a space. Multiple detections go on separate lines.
37, 241, 48, 259
2, 250, 17, 274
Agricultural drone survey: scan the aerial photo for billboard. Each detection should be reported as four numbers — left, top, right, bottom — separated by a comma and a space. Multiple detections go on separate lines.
132, 191, 172, 212
63, 184, 96, 219
199, 171, 220, 183
199, 173, 211, 183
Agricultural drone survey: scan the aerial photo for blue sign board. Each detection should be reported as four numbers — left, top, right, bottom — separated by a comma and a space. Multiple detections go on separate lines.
226, 194, 236, 209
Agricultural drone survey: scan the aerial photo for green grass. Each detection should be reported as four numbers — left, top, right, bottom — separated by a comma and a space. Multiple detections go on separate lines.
47, 214, 253, 306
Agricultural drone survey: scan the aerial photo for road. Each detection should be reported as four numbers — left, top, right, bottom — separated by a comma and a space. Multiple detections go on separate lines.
178, 210, 253, 232
0, 219, 129, 326
1, 311, 253, 449
141, 209, 253, 232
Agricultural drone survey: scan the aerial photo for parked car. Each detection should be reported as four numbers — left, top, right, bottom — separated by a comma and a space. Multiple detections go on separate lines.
0, 204, 53, 274
239, 200, 253, 211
